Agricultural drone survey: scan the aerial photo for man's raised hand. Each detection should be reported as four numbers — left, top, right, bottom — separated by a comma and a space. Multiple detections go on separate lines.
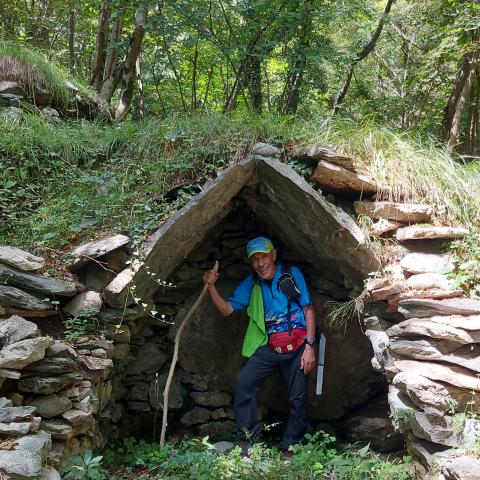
203, 269, 219, 286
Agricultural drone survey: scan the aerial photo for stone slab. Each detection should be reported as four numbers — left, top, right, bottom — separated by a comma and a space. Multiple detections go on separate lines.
387, 317, 480, 344
0, 246, 44, 271
18, 372, 84, 394
311, 160, 377, 196
295, 144, 357, 170
400, 253, 454, 275
396, 226, 468, 241
399, 299, 480, 318
354, 201, 432, 222
389, 337, 480, 372
0, 285, 54, 310
69, 234, 130, 269
0, 264, 80, 297
115, 157, 379, 307
406, 273, 451, 290
0, 430, 51, 479
393, 371, 480, 415
393, 360, 480, 391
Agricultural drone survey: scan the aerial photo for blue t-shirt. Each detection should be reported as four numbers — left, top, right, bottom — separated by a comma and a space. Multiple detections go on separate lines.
228, 263, 311, 335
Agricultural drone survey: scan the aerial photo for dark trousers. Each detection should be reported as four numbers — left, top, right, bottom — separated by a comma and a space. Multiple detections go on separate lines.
234, 345, 308, 450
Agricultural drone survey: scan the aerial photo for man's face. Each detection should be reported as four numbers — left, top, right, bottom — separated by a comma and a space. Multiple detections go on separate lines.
249, 250, 277, 281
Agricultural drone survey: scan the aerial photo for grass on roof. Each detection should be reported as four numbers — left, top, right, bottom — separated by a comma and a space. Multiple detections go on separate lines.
0, 110, 479, 251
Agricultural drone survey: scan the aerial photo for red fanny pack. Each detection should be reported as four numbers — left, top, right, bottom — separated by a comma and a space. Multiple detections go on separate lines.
268, 328, 307, 354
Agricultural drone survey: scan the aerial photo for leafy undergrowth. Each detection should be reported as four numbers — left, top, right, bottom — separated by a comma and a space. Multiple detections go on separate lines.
1, 110, 479, 252
64, 433, 413, 480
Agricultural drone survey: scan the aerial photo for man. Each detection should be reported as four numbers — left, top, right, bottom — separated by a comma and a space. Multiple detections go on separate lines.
202, 236, 316, 456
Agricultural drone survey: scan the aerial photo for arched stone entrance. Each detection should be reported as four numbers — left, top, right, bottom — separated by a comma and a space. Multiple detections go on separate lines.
107, 156, 395, 449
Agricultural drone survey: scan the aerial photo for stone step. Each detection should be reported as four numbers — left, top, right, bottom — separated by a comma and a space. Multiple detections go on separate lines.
399, 298, 480, 318
354, 201, 433, 222
396, 225, 468, 241
295, 144, 357, 171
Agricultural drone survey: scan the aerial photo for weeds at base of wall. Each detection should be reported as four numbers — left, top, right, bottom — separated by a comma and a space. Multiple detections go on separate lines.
63, 431, 413, 480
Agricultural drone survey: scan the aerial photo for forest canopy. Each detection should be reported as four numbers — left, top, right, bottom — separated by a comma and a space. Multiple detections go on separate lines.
1, 0, 479, 155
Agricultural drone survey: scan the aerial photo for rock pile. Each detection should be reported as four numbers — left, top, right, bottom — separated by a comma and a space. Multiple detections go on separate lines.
0, 54, 107, 120
0, 312, 114, 478
354, 202, 480, 477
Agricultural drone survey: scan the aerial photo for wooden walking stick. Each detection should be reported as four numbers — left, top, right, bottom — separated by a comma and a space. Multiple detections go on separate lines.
159, 261, 219, 448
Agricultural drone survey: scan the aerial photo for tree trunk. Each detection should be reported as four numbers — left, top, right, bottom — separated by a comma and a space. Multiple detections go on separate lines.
90, 0, 110, 91
68, 4, 76, 74
248, 51, 262, 113
114, 4, 148, 120
280, 2, 312, 115
446, 59, 476, 152
334, 0, 396, 113
442, 55, 472, 139
136, 56, 145, 120
191, 38, 199, 109
103, 11, 123, 83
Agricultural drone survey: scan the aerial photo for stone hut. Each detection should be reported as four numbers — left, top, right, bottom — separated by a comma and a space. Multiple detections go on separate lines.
0, 143, 479, 479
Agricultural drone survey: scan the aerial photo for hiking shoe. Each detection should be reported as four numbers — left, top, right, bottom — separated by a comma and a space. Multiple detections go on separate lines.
239, 440, 252, 458
280, 449, 293, 464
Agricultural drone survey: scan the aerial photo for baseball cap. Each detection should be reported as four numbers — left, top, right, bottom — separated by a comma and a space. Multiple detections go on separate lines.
247, 237, 275, 258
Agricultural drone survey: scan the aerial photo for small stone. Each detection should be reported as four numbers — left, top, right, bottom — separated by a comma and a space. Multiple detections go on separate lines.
64, 291, 102, 316
26, 394, 72, 418
78, 356, 113, 371
0, 421, 32, 435
0, 315, 40, 345
251, 143, 281, 158
26, 357, 80, 374
369, 219, 401, 236
0, 431, 51, 479
149, 373, 184, 409
62, 408, 92, 426
45, 341, 77, 359
18, 372, 84, 394
198, 420, 237, 436
0, 246, 45, 271
0, 406, 36, 422
180, 407, 211, 425
127, 401, 150, 413
191, 391, 232, 408
211, 408, 227, 420
127, 343, 167, 375
40, 419, 74, 440
105, 323, 131, 343
91, 348, 108, 359
40, 466, 62, 480
0, 336, 54, 369
295, 144, 357, 171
